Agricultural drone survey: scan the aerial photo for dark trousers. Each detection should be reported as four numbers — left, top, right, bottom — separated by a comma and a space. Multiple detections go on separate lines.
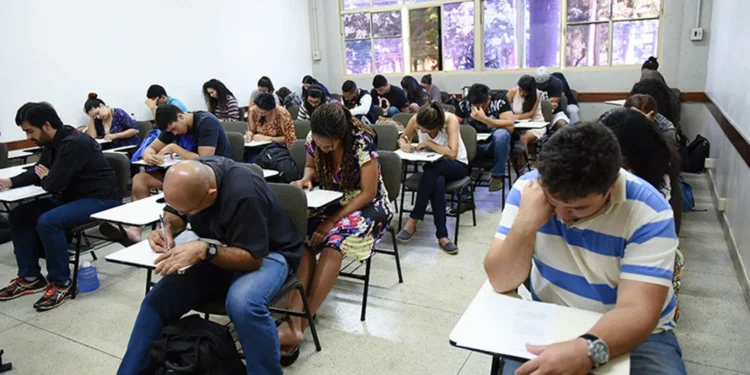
410, 159, 468, 239
9, 197, 120, 285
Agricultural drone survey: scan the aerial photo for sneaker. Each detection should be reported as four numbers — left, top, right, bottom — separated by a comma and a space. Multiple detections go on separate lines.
0, 277, 48, 301
489, 177, 505, 192
33, 282, 73, 311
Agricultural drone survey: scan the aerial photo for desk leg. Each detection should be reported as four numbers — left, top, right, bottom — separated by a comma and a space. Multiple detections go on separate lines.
145, 269, 152, 297
490, 355, 503, 375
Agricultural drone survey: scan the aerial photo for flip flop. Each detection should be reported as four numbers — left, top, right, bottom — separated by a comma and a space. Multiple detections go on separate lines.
99, 223, 136, 247
280, 346, 300, 367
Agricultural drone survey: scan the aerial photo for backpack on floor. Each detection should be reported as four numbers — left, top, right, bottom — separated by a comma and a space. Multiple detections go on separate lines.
683, 134, 710, 173
255, 143, 301, 183
680, 176, 695, 212
149, 315, 245, 375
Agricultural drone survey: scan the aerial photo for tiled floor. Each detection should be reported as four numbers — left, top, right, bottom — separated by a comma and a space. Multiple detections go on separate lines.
0, 173, 748, 374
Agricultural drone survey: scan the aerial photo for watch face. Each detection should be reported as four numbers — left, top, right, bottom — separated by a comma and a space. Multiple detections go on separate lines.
591, 340, 609, 365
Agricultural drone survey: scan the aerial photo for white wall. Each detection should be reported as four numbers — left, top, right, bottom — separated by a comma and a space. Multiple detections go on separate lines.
0, 0, 313, 142
311, 0, 711, 95
704, 0, 750, 298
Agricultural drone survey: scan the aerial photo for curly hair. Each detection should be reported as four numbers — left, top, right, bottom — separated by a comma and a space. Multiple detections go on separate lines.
600, 109, 680, 192
310, 103, 375, 192
536, 121, 622, 201
630, 78, 677, 126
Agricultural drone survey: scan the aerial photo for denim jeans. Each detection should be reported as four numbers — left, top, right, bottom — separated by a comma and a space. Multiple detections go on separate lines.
500, 331, 686, 375
476, 128, 512, 178
118, 252, 289, 375
9, 197, 121, 285
386, 106, 401, 117
410, 159, 468, 239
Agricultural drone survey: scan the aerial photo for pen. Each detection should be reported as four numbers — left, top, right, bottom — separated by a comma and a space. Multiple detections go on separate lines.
159, 214, 171, 251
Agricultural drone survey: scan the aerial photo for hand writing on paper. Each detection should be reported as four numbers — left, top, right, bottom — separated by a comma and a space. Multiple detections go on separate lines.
154, 241, 206, 275
35, 165, 50, 179
157, 144, 179, 158
415, 141, 431, 152
291, 179, 314, 191
399, 140, 414, 153
515, 339, 592, 375
104, 133, 118, 141
148, 228, 174, 253
143, 153, 164, 166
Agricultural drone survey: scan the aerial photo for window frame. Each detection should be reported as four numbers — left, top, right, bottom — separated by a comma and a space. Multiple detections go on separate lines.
338, 0, 665, 77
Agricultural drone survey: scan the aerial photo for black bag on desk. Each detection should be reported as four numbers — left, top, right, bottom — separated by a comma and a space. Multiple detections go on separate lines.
255, 143, 301, 183
149, 315, 245, 375
683, 134, 710, 173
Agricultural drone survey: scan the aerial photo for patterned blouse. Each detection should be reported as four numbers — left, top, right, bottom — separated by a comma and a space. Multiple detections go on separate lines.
212, 95, 241, 121
94, 108, 141, 148
248, 106, 296, 149
305, 130, 391, 207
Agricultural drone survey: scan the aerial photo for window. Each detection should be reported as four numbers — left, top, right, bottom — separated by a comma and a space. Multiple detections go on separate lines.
566, 0, 660, 67
340, 0, 661, 74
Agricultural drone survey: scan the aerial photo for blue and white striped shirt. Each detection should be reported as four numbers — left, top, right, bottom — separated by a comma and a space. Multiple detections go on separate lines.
496, 169, 678, 331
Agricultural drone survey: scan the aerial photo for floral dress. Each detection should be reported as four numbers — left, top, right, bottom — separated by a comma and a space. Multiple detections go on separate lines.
305, 130, 394, 260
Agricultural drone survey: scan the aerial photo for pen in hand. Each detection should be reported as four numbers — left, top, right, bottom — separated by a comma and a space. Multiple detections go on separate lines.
159, 214, 171, 251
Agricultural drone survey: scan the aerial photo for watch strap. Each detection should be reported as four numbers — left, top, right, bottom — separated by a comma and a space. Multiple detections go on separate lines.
204, 243, 218, 263
580, 333, 599, 342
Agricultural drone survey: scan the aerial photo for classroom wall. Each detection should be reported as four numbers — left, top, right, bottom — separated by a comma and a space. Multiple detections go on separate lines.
311, 0, 712, 96
0, 0, 313, 142
704, 0, 750, 296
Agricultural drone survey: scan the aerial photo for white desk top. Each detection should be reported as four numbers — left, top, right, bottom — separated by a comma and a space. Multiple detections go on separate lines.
91, 193, 165, 226
263, 169, 279, 178
18, 146, 41, 153
105, 231, 211, 271
450, 281, 629, 374
0, 166, 27, 179
7, 150, 32, 160
605, 99, 626, 106
394, 149, 443, 163
132, 156, 182, 168
245, 140, 272, 148
0, 185, 47, 203
96, 138, 112, 144
477, 133, 491, 141
305, 189, 343, 208
104, 145, 137, 154
515, 121, 548, 129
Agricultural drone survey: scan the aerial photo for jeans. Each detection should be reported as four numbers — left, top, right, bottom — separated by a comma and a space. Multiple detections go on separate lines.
477, 128, 512, 178
567, 104, 581, 125
118, 252, 289, 375
9, 197, 121, 285
386, 106, 401, 117
410, 159, 468, 239
500, 331, 686, 375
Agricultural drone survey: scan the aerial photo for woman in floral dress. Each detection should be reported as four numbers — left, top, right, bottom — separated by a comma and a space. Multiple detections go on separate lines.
278, 103, 393, 362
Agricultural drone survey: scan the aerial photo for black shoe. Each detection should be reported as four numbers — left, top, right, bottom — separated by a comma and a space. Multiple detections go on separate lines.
448, 199, 475, 215
34, 282, 73, 311
0, 277, 48, 301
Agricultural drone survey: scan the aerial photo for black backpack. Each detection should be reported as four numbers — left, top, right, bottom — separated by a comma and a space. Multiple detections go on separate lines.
255, 143, 301, 183
149, 315, 245, 375
683, 134, 710, 173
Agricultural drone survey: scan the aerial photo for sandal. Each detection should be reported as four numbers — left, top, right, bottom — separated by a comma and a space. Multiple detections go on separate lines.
280, 346, 300, 367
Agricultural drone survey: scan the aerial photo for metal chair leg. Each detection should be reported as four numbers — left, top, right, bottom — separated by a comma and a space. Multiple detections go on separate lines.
90, 251, 98, 261
471, 185, 477, 226
296, 283, 322, 351
71, 231, 82, 299
454, 192, 461, 245
389, 227, 403, 283
145, 269, 152, 297
398, 186, 406, 230
360, 258, 372, 321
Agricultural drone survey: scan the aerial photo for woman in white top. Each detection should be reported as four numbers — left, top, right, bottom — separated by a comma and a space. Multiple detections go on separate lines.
508, 75, 547, 169
396, 102, 468, 254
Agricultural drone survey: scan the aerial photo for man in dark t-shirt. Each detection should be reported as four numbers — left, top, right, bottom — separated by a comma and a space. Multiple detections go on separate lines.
115, 104, 235, 244
371, 74, 409, 117
535, 67, 571, 129
119, 157, 303, 375
454, 84, 514, 192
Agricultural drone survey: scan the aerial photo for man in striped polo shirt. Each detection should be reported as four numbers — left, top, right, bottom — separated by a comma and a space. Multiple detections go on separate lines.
485, 122, 686, 375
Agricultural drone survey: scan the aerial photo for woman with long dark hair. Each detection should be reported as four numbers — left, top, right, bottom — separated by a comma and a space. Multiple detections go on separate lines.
83, 93, 141, 148
277, 103, 393, 363
420, 74, 442, 102
630, 78, 679, 129
400, 75, 429, 112
297, 86, 327, 121
202, 79, 240, 121
249, 76, 280, 107
396, 102, 467, 253
301, 75, 330, 97
507, 75, 545, 168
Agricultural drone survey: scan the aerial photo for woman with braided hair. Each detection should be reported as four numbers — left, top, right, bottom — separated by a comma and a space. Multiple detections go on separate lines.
278, 103, 393, 363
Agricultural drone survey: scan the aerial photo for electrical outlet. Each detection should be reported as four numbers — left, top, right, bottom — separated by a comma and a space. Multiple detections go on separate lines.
705, 158, 715, 169
312, 51, 322, 61
718, 198, 727, 212
691, 27, 704, 41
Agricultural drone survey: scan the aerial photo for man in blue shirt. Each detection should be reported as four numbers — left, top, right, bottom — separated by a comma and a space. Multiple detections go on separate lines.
145, 84, 188, 117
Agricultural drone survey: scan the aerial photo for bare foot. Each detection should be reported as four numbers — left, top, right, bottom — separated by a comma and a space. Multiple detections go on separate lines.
278, 318, 305, 355
124, 226, 142, 243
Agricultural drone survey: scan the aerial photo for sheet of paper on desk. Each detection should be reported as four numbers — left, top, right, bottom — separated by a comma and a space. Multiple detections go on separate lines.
452, 283, 557, 360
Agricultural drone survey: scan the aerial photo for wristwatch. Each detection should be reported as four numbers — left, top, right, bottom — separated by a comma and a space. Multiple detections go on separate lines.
580, 334, 609, 368
204, 243, 218, 263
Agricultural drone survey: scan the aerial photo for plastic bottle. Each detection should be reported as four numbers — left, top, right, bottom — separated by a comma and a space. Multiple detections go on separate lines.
77, 261, 100, 293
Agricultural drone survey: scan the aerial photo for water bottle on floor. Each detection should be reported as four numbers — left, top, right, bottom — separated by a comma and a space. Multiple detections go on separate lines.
78, 261, 100, 293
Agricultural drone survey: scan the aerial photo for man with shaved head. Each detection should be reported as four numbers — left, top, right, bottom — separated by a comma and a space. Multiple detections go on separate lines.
118, 156, 303, 375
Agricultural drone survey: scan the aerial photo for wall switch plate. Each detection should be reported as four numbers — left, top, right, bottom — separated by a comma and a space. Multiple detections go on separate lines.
691, 27, 704, 41
705, 158, 715, 169
717, 198, 727, 212
312, 50, 322, 61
